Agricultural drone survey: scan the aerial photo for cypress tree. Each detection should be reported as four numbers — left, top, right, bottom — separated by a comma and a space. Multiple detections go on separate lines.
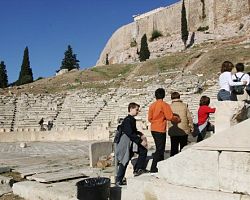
0, 61, 8, 88
105, 53, 109, 65
17, 46, 33, 85
139, 34, 150, 62
60, 45, 80, 71
181, 0, 189, 48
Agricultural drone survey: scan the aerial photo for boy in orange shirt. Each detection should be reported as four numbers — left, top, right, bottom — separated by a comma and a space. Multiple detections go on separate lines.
148, 88, 180, 172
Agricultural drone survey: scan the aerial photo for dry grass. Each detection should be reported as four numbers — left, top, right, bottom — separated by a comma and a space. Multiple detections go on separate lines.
0, 194, 25, 200
1, 39, 250, 96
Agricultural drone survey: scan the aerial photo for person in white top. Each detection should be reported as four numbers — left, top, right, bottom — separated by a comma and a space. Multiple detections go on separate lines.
231, 63, 250, 101
217, 61, 247, 101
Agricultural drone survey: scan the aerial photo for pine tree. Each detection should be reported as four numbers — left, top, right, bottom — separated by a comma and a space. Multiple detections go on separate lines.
139, 34, 150, 62
0, 61, 8, 88
60, 45, 80, 71
17, 46, 33, 85
181, 0, 189, 48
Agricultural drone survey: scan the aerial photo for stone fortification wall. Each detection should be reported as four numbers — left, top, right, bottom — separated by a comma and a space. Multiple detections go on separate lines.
96, 0, 250, 66
133, 7, 165, 21
215, 0, 250, 25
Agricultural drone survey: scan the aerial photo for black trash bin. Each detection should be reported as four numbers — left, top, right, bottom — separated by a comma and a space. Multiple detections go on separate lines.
76, 177, 110, 200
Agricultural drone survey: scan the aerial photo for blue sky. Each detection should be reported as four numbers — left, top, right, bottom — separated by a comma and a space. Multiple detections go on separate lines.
0, 0, 179, 83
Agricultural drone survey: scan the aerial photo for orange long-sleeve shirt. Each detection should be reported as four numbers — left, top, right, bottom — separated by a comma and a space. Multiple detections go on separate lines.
148, 99, 176, 133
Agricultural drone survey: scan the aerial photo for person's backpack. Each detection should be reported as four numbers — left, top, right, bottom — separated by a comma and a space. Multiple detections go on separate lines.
231, 74, 245, 95
114, 124, 123, 144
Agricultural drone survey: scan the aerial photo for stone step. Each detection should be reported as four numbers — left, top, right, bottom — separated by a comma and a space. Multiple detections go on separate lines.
14, 165, 74, 178
0, 184, 12, 197
26, 169, 87, 183
122, 174, 243, 200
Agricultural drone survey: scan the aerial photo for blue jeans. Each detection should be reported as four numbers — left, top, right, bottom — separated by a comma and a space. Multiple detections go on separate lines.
217, 89, 231, 101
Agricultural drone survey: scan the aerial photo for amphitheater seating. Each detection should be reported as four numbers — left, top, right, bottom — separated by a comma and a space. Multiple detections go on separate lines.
0, 74, 219, 134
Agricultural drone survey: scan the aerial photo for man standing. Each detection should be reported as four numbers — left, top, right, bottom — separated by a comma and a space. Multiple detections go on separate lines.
168, 92, 193, 156
148, 88, 180, 173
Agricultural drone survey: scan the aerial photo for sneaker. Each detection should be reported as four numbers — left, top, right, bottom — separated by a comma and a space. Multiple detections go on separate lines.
150, 168, 158, 173
133, 169, 149, 177
115, 179, 127, 186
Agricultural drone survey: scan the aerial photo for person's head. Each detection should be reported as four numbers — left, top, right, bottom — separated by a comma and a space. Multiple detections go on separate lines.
235, 63, 245, 72
155, 88, 165, 99
128, 102, 140, 116
221, 61, 234, 73
199, 95, 210, 106
171, 92, 180, 100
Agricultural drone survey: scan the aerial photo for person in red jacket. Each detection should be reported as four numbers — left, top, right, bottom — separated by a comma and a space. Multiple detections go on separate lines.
197, 96, 216, 142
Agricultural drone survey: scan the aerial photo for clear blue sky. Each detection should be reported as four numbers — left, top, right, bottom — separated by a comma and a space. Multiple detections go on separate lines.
0, 0, 179, 83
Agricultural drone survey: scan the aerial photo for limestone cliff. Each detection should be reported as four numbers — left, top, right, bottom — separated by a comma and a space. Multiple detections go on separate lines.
96, 0, 250, 66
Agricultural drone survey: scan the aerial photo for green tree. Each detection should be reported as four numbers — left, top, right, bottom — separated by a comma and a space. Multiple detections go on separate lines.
105, 53, 109, 65
139, 34, 150, 62
17, 46, 33, 85
0, 61, 8, 88
181, 0, 189, 48
60, 45, 80, 71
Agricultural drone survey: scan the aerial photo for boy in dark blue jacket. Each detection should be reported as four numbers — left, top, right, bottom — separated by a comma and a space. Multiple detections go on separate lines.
115, 102, 148, 186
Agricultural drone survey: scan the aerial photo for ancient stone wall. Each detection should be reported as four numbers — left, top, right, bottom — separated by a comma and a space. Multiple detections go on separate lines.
214, 0, 250, 25
96, 0, 250, 66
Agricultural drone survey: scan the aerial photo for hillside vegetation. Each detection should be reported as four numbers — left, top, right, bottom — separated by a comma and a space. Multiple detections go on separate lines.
1, 38, 250, 96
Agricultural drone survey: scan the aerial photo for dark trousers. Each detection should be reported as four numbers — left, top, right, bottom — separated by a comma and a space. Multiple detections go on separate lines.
116, 144, 147, 183
197, 122, 214, 142
170, 135, 188, 157
150, 132, 166, 172
116, 162, 128, 184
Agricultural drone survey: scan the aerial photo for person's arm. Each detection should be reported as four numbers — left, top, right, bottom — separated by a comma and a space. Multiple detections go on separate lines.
245, 74, 250, 85
186, 107, 194, 131
148, 106, 153, 123
162, 103, 173, 120
123, 118, 142, 145
205, 106, 216, 114
163, 103, 180, 123
136, 130, 143, 136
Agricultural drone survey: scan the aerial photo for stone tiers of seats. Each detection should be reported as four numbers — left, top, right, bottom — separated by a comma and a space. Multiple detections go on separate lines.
0, 74, 219, 134
14, 93, 64, 131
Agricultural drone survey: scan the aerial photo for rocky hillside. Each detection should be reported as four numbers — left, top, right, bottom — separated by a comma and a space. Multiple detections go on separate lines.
96, 0, 250, 66
1, 35, 250, 96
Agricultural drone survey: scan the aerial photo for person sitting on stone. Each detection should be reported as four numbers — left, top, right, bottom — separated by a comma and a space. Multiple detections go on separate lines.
197, 96, 216, 142
217, 61, 247, 101
231, 63, 250, 101
39, 118, 45, 131
47, 121, 53, 131
115, 102, 148, 186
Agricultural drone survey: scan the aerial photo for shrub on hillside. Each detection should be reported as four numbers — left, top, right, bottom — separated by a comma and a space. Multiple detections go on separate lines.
239, 23, 244, 30
36, 77, 44, 81
197, 26, 209, 32
130, 38, 137, 47
149, 30, 163, 41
